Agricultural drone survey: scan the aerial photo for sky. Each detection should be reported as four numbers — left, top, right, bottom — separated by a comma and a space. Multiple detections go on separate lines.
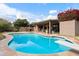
0, 3, 79, 23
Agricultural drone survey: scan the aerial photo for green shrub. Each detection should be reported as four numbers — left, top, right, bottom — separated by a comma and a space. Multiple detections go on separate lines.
0, 18, 13, 32
0, 33, 5, 40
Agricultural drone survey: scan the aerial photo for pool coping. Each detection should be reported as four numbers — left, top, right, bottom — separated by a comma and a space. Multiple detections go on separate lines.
1, 32, 79, 56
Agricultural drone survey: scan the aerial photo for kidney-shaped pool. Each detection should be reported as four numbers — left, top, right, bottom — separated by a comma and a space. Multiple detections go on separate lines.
8, 33, 70, 54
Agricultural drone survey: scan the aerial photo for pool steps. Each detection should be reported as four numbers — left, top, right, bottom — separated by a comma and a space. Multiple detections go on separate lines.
55, 39, 79, 51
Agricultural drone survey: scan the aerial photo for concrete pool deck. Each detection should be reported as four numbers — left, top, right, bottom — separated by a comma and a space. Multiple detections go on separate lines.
0, 32, 79, 56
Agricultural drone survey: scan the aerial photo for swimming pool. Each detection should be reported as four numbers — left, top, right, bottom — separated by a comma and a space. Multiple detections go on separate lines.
8, 33, 70, 54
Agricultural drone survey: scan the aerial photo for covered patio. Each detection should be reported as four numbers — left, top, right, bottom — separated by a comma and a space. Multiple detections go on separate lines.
32, 19, 59, 34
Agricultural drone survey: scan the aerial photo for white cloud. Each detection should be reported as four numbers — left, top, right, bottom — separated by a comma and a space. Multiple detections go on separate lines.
0, 4, 58, 23
33, 19, 42, 22
0, 4, 17, 16
45, 15, 57, 20
0, 3, 45, 23
49, 10, 58, 14
44, 9, 58, 20
34, 15, 58, 22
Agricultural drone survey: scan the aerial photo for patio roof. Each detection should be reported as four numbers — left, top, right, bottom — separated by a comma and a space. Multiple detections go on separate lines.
31, 19, 59, 26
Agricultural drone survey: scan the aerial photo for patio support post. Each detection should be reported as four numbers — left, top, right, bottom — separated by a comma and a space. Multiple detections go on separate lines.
42, 25, 44, 32
35, 24, 39, 32
49, 21, 52, 34
47, 25, 49, 34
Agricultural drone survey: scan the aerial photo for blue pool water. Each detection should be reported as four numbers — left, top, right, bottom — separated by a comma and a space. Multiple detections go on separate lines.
8, 33, 70, 54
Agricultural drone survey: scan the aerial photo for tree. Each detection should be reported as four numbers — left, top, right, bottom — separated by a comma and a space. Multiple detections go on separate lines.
13, 19, 29, 31
0, 18, 13, 32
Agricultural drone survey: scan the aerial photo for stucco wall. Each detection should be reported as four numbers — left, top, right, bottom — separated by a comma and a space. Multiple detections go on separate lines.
75, 20, 79, 36
60, 20, 75, 36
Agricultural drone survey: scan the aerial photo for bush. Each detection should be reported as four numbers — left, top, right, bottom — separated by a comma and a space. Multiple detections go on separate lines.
58, 9, 79, 21
0, 33, 5, 40
0, 18, 13, 32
